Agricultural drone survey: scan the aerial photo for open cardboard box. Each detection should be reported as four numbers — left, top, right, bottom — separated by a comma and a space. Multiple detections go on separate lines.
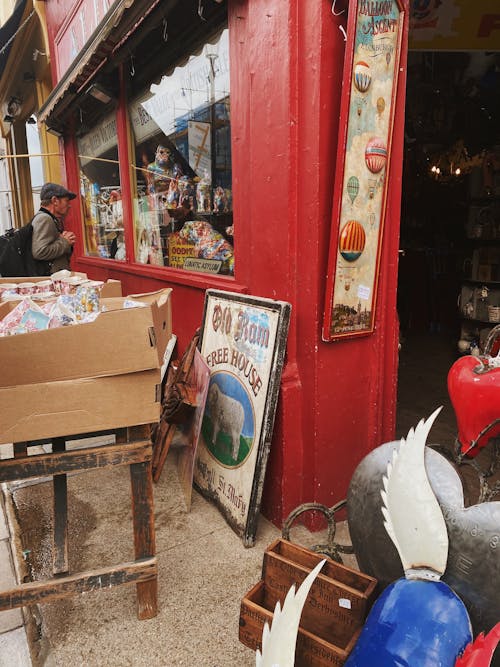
0, 288, 171, 386
0, 288, 172, 444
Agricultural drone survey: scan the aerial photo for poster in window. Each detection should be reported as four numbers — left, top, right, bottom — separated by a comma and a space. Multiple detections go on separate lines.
194, 290, 291, 546
323, 0, 404, 341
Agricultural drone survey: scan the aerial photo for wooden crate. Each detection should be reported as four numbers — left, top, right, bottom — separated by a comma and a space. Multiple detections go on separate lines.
262, 539, 377, 646
239, 579, 361, 667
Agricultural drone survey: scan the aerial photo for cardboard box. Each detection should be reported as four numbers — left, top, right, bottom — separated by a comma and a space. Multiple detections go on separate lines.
0, 288, 171, 444
0, 289, 171, 387
239, 579, 361, 666
262, 539, 377, 646
0, 370, 160, 444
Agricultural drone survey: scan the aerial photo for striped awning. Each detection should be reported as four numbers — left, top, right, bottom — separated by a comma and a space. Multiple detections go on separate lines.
38, 0, 176, 128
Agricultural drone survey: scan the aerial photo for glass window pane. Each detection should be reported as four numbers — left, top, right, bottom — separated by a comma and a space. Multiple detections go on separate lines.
77, 113, 126, 260
129, 28, 233, 275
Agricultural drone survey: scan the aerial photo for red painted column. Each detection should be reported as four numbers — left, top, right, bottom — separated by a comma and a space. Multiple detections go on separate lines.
229, 0, 409, 525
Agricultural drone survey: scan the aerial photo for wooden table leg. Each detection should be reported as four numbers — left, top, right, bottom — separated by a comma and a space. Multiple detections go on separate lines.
52, 437, 68, 575
130, 457, 157, 619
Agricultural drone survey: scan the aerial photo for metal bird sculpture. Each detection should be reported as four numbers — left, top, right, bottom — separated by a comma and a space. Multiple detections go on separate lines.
381, 406, 448, 579
455, 623, 500, 667
255, 558, 325, 667
345, 408, 473, 666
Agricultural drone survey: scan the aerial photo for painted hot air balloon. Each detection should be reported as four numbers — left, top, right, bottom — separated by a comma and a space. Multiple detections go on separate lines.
365, 138, 387, 174
376, 97, 385, 117
346, 176, 359, 204
339, 220, 366, 262
353, 61, 371, 93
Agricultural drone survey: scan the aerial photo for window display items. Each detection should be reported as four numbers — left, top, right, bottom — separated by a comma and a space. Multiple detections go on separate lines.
127, 29, 233, 276
78, 115, 125, 261
177, 220, 234, 274
146, 144, 184, 197
196, 171, 212, 213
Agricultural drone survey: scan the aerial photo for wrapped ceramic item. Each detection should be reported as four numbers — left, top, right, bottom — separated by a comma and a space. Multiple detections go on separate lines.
0, 283, 19, 300
17, 282, 36, 296
0, 298, 43, 335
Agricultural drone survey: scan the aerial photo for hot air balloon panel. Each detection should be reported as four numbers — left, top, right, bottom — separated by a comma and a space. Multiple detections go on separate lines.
322, 0, 403, 340
353, 61, 371, 93
339, 220, 366, 262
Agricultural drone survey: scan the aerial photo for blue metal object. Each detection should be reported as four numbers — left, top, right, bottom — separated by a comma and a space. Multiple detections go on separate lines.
345, 578, 473, 667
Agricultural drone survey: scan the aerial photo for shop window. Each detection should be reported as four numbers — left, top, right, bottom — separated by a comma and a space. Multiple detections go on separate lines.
77, 112, 125, 260
128, 29, 233, 276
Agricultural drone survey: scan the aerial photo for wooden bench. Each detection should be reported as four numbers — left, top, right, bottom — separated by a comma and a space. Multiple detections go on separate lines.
0, 425, 157, 620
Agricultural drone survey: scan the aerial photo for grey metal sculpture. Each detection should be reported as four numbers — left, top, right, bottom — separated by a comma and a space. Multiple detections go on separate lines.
347, 441, 500, 652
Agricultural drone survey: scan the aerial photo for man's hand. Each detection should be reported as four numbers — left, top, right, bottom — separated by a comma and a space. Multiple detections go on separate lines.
61, 230, 76, 245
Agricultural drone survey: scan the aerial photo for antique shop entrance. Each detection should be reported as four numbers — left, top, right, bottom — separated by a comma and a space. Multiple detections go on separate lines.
396, 47, 500, 444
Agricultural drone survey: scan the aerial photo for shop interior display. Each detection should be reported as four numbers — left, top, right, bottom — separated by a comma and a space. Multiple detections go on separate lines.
398, 51, 500, 357
131, 94, 234, 275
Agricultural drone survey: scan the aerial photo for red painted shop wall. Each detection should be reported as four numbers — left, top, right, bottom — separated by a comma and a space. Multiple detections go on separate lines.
60, 0, 409, 528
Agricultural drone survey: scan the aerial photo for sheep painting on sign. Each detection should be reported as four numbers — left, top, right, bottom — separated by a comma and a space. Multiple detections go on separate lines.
194, 290, 291, 546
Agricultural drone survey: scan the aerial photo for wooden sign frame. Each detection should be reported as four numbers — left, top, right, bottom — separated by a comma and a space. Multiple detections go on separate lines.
323, 0, 405, 341
194, 290, 291, 546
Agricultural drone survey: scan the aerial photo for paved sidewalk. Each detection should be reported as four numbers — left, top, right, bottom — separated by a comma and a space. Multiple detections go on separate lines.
0, 470, 32, 667
0, 437, 355, 667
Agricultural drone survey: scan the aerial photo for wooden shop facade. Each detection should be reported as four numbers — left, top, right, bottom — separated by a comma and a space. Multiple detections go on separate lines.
4, 0, 411, 526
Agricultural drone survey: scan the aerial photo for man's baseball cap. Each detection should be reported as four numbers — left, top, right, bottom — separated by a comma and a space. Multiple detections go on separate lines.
40, 183, 77, 200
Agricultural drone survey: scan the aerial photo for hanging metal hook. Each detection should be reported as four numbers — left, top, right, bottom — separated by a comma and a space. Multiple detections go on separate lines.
339, 24, 347, 41
198, 0, 206, 21
162, 18, 168, 42
332, 0, 345, 16
130, 53, 135, 77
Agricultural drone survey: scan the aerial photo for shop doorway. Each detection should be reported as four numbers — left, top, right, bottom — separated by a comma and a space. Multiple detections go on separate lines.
396, 50, 500, 445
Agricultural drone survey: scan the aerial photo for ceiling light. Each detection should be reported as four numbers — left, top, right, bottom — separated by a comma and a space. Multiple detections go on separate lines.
86, 83, 113, 104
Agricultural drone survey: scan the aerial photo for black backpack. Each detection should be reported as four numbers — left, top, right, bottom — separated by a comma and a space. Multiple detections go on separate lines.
0, 221, 51, 277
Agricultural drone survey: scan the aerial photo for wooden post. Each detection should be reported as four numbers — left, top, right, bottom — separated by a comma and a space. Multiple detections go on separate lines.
52, 437, 68, 575
130, 458, 157, 619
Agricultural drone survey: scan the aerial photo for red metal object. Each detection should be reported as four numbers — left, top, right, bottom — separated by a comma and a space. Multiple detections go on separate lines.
455, 623, 500, 667
448, 355, 500, 457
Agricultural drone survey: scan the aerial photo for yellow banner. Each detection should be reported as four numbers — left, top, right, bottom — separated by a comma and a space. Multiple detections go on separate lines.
409, 0, 500, 50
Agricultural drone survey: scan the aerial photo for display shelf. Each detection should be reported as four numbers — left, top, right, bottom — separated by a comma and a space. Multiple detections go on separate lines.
458, 195, 500, 354
461, 315, 500, 325
462, 278, 500, 286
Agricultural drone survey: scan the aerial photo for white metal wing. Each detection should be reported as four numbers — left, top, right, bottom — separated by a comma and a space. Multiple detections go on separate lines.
256, 559, 326, 667
381, 407, 448, 580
